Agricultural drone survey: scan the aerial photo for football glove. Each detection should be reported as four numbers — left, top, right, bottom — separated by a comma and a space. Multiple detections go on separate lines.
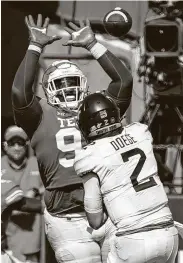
63, 19, 97, 50
25, 14, 62, 48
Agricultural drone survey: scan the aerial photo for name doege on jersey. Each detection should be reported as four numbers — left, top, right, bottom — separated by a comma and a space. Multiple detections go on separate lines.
110, 134, 137, 151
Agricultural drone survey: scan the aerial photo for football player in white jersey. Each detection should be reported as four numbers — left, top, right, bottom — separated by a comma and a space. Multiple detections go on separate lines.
74, 93, 179, 263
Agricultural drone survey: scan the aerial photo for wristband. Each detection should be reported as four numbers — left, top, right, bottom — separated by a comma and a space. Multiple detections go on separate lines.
86, 39, 97, 50
90, 43, 107, 59
28, 44, 42, 54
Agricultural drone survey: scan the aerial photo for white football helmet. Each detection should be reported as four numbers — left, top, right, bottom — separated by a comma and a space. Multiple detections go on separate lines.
42, 60, 88, 111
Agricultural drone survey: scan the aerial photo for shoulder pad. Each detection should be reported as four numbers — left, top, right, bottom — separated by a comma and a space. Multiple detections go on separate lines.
126, 122, 148, 130
74, 146, 97, 177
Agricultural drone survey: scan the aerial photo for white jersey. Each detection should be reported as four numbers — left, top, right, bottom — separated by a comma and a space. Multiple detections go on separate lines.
74, 122, 173, 233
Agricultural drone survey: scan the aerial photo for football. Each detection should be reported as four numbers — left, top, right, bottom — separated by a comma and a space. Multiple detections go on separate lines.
103, 7, 132, 37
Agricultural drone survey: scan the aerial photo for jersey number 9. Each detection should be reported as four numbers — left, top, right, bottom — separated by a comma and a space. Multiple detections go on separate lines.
56, 127, 82, 168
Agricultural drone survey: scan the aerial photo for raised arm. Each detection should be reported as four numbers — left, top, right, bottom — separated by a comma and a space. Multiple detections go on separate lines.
63, 19, 133, 116
12, 14, 61, 138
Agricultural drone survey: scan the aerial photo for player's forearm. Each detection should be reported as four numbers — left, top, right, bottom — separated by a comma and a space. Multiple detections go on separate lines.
86, 211, 104, 230
15, 196, 43, 214
84, 194, 104, 229
84, 188, 104, 229
89, 42, 133, 116
12, 45, 42, 108
89, 42, 133, 86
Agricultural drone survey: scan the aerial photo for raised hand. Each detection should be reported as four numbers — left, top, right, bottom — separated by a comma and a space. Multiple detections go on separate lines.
25, 14, 62, 47
63, 19, 97, 50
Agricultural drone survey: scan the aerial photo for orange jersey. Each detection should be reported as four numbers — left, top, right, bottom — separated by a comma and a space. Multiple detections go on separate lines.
31, 99, 86, 190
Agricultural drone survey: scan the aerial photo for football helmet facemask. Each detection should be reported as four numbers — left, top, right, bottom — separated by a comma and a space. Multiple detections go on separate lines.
42, 60, 88, 111
77, 93, 122, 142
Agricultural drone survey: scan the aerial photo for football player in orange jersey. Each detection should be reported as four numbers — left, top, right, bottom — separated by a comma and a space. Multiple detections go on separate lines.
12, 14, 133, 263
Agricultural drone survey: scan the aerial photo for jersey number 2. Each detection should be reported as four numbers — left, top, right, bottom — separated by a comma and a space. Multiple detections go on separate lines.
121, 148, 157, 192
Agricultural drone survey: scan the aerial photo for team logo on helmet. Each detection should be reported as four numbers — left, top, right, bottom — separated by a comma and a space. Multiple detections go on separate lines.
99, 110, 108, 119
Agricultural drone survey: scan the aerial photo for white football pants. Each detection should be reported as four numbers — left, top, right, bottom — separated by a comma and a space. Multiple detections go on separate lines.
44, 208, 102, 263
107, 226, 178, 263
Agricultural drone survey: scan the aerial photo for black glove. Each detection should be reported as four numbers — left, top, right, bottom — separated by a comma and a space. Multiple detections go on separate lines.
25, 14, 62, 48
63, 19, 97, 50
